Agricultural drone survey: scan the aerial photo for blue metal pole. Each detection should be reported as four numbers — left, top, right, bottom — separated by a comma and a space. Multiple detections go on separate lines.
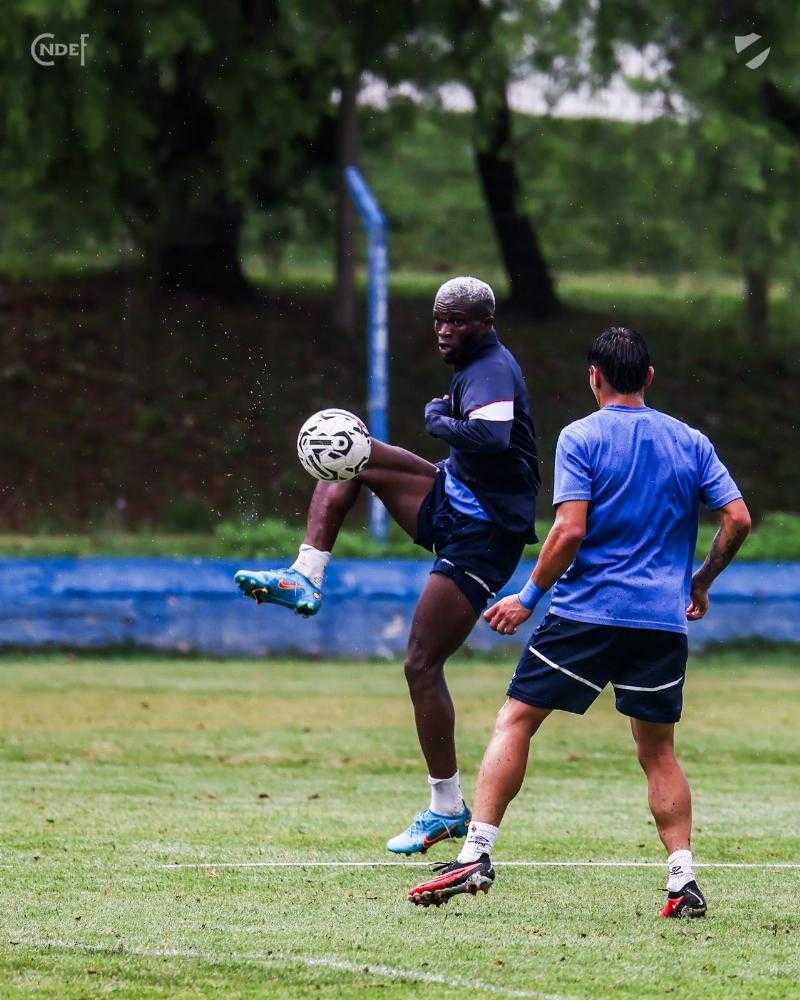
344, 166, 389, 541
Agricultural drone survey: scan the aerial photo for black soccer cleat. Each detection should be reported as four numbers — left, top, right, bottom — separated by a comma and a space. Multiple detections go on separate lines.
407, 854, 495, 907
660, 879, 707, 918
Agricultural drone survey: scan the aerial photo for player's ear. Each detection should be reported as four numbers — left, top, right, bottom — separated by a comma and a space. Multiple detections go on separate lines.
644, 366, 655, 389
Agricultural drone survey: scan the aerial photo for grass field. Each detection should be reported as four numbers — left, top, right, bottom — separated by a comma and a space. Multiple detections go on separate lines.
1, 649, 798, 998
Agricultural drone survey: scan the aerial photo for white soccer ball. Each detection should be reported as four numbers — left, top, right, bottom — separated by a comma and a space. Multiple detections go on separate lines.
297, 409, 372, 482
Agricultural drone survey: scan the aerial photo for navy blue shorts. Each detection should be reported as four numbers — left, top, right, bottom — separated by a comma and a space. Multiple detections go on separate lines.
508, 614, 688, 724
415, 470, 526, 614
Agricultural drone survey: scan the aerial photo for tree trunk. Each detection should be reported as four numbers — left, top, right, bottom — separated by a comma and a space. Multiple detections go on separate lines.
744, 268, 769, 345
145, 51, 252, 300
471, 84, 559, 319
334, 74, 359, 333
762, 81, 800, 142
153, 192, 250, 299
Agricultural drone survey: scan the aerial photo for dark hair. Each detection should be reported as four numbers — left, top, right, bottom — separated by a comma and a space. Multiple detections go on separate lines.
587, 326, 651, 393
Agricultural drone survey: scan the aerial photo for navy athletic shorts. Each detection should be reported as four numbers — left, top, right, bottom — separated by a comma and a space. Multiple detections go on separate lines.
415, 469, 526, 614
508, 614, 688, 724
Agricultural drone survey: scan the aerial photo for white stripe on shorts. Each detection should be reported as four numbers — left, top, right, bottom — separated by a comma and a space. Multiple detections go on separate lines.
527, 646, 603, 692
438, 561, 495, 598
612, 676, 684, 693
464, 570, 494, 595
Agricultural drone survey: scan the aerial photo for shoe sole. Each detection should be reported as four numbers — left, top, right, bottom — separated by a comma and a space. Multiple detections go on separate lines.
661, 895, 707, 919
409, 872, 493, 908
237, 583, 319, 616
662, 903, 707, 919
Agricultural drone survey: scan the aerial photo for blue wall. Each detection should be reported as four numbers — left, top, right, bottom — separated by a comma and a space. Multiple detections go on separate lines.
0, 558, 798, 658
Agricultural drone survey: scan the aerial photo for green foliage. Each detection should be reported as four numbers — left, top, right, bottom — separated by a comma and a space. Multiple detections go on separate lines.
4, 3, 800, 293
2, 0, 800, 315
213, 517, 551, 560
215, 517, 414, 559
731, 512, 800, 562
0, 1, 339, 271
260, 107, 800, 282
162, 497, 218, 534
591, 0, 800, 335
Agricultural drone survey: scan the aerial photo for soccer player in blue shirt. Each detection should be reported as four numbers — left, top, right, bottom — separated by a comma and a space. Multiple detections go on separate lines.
235, 277, 540, 855
407, 325, 751, 917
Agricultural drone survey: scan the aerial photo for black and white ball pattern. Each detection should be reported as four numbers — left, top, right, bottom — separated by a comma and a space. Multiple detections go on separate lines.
297, 409, 372, 482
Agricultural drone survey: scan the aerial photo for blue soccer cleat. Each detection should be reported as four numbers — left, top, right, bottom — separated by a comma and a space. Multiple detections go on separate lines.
234, 567, 322, 617
386, 805, 471, 856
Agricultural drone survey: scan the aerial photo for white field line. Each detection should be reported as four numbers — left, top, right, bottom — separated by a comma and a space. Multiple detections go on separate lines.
10, 937, 574, 1000
161, 859, 800, 870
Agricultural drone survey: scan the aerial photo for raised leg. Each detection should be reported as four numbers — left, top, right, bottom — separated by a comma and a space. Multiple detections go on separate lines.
403, 574, 479, 778
471, 698, 551, 825
304, 439, 437, 550
236, 442, 438, 617
630, 719, 692, 854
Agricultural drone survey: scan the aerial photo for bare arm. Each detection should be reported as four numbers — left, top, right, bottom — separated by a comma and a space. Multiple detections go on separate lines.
528, 501, 588, 590
484, 501, 588, 635
687, 498, 751, 621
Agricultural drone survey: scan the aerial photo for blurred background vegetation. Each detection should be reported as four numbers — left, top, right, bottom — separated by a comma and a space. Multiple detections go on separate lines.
0, 1, 798, 555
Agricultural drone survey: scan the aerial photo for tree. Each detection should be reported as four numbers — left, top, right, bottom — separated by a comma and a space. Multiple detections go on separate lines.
333, 72, 359, 332
0, 2, 340, 297
294, 1, 422, 331
405, 0, 591, 318
470, 57, 560, 318
592, 0, 800, 341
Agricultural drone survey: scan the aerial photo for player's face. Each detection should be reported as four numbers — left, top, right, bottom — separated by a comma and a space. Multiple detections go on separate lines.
433, 306, 492, 365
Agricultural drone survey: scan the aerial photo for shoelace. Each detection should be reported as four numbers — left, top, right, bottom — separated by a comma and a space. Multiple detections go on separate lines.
407, 812, 428, 834
430, 858, 470, 874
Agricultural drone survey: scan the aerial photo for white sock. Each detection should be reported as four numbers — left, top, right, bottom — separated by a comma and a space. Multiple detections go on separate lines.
428, 771, 464, 816
291, 544, 331, 589
457, 821, 499, 863
666, 848, 695, 892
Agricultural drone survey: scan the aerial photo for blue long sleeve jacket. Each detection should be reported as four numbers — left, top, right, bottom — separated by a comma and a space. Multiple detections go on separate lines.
424, 330, 540, 540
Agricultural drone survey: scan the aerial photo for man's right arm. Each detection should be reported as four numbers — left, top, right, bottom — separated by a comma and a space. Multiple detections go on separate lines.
687, 499, 751, 620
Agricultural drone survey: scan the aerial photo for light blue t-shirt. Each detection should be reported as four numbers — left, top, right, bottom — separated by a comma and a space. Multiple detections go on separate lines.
444, 460, 491, 521
548, 405, 742, 634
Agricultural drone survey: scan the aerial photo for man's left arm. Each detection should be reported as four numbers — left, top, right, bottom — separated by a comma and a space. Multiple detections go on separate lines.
687, 436, 750, 620
425, 362, 515, 454
484, 501, 588, 634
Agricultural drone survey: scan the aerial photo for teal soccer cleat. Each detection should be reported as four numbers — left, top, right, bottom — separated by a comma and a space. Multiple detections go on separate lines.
234, 567, 322, 617
386, 806, 471, 856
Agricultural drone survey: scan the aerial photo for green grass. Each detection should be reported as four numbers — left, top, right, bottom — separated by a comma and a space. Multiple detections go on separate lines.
1, 649, 798, 997
3, 510, 800, 559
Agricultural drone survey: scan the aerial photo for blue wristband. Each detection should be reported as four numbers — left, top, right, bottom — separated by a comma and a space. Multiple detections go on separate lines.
518, 580, 545, 611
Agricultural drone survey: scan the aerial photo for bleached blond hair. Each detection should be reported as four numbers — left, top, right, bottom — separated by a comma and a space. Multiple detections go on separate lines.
434, 276, 495, 317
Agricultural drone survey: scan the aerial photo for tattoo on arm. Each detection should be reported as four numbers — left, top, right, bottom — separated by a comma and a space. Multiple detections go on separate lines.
694, 524, 747, 590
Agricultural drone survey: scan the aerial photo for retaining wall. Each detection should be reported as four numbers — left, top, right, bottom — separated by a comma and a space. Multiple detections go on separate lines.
0, 558, 798, 658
